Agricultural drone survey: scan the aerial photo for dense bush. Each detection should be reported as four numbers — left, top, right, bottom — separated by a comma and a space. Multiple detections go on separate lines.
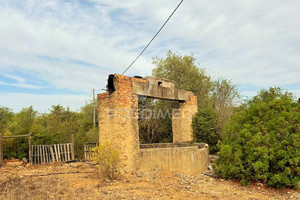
214, 88, 300, 188
192, 108, 219, 153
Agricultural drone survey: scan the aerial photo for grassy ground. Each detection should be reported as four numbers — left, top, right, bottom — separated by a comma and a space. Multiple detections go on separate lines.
0, 162, 299, 200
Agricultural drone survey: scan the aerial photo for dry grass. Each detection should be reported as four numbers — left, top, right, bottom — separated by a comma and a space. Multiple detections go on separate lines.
0, 162, 100, 200
0, 173, 98, 200
0, 162, 299, 200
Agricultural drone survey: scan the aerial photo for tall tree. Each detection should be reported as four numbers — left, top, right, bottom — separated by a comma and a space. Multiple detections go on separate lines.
138, 98, 173, 143
4, 106, 37, 159
152, 51, 212, 109
0, 107, 14, 134
150, 51, 240, 144
8, 106, 37, 135
211, 79, 240, 135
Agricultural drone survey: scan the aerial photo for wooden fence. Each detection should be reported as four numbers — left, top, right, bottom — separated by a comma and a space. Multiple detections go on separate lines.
32, 143, 74, 164
0, 133, 75, 166
84, 143, 98, 160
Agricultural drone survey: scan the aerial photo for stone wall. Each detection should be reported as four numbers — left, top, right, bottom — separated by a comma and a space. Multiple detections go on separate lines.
140, 143, 208, 149
98, 75, 140, 172
97, 74, 207, 174
138, 145, 209, 175
172, 95, 198, 143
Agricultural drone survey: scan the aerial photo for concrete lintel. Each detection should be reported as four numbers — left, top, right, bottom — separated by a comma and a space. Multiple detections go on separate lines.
130, 75, 194, 101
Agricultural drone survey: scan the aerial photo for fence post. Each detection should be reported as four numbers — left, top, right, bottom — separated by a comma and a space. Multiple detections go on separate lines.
29, 133, 32, 165
0, 132, 3, 167
71, 133, 75, 160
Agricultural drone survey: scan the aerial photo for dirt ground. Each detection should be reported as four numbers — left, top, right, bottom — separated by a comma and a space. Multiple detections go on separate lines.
0, 161, 299, 200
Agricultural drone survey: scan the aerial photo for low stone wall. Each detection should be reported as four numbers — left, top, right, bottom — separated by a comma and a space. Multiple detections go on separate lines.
140, 143, 208, 149
138, 143, 209, 175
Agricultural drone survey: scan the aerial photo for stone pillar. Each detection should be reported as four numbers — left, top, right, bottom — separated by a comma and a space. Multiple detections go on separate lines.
98, 74, 140, 173
172, 95, 198, 143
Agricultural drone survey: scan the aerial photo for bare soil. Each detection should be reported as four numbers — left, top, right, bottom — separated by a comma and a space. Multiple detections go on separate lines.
0, 161, 299, 200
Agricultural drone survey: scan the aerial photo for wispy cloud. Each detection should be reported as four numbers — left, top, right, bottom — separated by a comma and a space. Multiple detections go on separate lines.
0, 80, 41, 89
0, 73, 26, 83
0, 0, 299, 111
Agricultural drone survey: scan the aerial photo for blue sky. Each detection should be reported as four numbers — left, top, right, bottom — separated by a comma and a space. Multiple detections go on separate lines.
0, 0, 299, 112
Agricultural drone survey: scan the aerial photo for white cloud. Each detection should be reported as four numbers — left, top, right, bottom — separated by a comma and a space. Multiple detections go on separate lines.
0, 2, 152, 92
0, 0, 299, 111
0, 73, 26, 83
0, 80, 41, 89
290, 90, 300, 99
241, 88, 300, 100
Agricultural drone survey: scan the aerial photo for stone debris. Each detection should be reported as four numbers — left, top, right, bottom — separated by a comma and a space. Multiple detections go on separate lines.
21, 158, 28, 163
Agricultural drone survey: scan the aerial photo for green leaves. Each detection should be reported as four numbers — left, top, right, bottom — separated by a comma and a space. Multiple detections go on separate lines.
152, 51, 212, 109
0, 107, 13, 134
1, 102, 98, 159
192, 108, 219, 153
91, 141, 122, 180
152, 51, 240, 151
8, 106, 37, 136
215, 88, 300, 188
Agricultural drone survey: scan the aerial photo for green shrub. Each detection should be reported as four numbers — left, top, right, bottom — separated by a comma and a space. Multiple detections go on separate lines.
214, 88, 300, 188
91, 142, 123, 180
192, 108, 219, 153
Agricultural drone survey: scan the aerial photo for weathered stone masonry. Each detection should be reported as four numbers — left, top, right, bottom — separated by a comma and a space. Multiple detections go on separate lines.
98, 74, 208, 174
98, 75, 140, 172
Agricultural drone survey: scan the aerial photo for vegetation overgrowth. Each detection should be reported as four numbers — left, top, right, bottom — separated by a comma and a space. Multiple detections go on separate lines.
1, 51, 299, 189
0, 103, 98, 159
91, 142, 123, 180
214, 88, 300, 188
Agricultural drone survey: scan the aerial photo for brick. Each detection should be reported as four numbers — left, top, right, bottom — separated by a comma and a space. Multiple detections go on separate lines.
98, 74, 201, 174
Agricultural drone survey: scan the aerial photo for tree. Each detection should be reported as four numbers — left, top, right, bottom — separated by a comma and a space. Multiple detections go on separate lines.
32, 105, 89, 157
35, 105, 78, 143
149, 51, 212, 143
8, 106, 37, 135
192, 108, 218, 153
77, 102, 99, 157
4, 106, 37, 159
152, 51, 212, 109
80, 101, 98, 130
0, 107, 13, 134
211, 79, 240, 136
150, 51, 240, 145
138, 98, 173, 143
2, 102, 98, 159
214, 87, 300, 188
78, 102, 99, 143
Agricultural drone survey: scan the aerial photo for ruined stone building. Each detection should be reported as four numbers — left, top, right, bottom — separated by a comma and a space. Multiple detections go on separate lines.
97, 74, 208, 175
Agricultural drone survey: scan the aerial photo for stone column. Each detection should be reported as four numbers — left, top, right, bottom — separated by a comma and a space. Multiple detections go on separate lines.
172, 95, 198, 143
98, 74, 140, 173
